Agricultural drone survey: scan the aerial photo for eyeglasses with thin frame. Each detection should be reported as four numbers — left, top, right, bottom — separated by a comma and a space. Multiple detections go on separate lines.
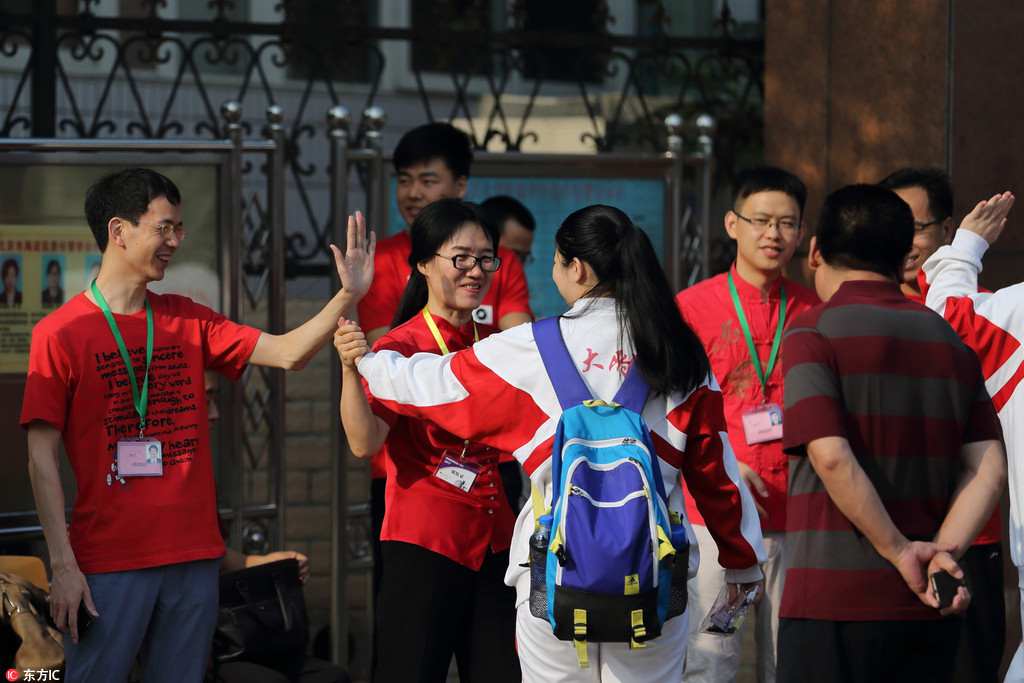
914, 218, 946, 233
136, 220, 186, 242
434, 253, 501, 272
733, 211, 800, 234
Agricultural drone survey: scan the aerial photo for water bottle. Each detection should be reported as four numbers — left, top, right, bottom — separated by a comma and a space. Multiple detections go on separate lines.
529, 514, 552, 618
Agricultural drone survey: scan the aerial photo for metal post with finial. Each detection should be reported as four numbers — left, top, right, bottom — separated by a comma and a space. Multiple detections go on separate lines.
219, 99, 246, 556
263, 103, 287, 553
664, 113, 686, 292
362, 106, 387, 234
326, 103, 352, 669
694, 113, 716, 281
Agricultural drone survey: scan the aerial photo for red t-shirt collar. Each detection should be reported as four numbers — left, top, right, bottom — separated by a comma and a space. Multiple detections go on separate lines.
729, 263, 786, 300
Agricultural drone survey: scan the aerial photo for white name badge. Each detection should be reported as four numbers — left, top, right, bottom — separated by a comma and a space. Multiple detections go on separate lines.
741, 403, 784, 445
434, 454, 479, 493
116, 438, 164, 477
472, 304, 494, 325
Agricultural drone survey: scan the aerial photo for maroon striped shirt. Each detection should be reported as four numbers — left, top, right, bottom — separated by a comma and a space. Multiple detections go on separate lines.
780, 280, 1001, 621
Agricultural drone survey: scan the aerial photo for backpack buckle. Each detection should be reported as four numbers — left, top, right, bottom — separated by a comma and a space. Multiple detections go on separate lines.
629, 609, 647, 649
573, 608, 589, 668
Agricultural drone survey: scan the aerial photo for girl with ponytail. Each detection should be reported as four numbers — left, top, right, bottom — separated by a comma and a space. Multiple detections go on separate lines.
336, 204, 765, 682
337, 197, 521, 683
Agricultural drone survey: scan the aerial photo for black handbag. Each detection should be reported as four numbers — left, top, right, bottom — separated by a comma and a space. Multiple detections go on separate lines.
214, 559, 309, 680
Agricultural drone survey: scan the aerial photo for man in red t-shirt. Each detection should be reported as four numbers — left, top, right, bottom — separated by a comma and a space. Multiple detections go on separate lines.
676, 167, 818, 683
20, 168, 374, 683
879, 167, 1005, 683
356, 123, 534, 606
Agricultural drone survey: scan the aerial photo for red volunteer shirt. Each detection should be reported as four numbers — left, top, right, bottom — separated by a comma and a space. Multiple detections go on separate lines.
909, 270, 1001, 546
365, 311, 517, 570
358, 231, 534, 478
20, 292, 261, 574
676, 266, 819, 532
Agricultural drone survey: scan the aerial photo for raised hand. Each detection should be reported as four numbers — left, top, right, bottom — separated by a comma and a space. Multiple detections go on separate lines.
329, 210, 377, 300
334, 318, 370, 369
959, 191, 1015, 245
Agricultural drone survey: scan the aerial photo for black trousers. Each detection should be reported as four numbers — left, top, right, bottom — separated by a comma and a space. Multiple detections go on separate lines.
777, 616, 961, 683
369, 477, 386, 681
374, 541, 520, 683
954, 543, 1006, 683
370, 477, 386, 600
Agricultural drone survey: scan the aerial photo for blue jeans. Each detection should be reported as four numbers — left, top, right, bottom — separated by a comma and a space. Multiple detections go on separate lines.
63, 558, 220, 683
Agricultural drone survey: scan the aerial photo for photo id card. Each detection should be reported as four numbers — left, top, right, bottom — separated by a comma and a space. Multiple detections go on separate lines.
116, 438, 164, 477
741, 403, 783, 445
434, 454, 479, 493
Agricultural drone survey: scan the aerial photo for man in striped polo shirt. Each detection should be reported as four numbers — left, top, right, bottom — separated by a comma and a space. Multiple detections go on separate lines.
776, 184, 1007, 683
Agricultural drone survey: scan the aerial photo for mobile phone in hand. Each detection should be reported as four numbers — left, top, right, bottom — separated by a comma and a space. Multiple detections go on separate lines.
930, 570, 965, 610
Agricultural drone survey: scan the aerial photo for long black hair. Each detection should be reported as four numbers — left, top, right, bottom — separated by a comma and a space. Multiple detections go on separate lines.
391, 198, 499, 329
555, 205, 709, 396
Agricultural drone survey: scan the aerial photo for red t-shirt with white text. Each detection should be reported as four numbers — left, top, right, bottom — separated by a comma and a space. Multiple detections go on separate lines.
20, 292, 261, 574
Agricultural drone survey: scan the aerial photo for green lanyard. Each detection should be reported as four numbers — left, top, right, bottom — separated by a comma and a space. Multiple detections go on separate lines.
91, 279, 154, 437
727, 270, 786, 399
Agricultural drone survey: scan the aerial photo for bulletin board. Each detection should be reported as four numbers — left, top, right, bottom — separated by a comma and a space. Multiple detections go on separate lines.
387, 153, 675, 319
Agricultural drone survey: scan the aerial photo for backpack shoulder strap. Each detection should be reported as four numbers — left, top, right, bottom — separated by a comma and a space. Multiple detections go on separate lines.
532, 317, 592, 410
612, 363, 650, 415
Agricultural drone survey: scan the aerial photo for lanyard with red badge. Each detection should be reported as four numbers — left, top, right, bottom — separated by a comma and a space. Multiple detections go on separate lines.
422, 306, 482, 492
728, 271, 787, 445
92, 279, 164, 485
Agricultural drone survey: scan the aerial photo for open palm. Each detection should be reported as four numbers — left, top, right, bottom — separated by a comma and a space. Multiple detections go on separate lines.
960, 191, 1015, 244
329, 210, 376, 300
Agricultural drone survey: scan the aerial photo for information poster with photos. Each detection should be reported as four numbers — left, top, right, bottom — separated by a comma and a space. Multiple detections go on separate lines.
0, 226, 101, 373
0, 162, 219, 375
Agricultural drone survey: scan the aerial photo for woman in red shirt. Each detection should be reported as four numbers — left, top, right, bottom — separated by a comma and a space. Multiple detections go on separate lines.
339, 198, 519, 683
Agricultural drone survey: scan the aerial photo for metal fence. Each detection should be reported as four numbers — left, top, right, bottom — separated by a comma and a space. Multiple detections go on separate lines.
0, 0, 763, 276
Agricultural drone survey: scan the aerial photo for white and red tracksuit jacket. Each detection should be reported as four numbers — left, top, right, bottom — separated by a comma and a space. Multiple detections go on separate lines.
356, 296, 766, 607
923, 229, 1024, 572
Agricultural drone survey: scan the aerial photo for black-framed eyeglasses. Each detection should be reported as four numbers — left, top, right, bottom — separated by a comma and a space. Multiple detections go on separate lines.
733, 211, 800, 234
434, 253, 501, 272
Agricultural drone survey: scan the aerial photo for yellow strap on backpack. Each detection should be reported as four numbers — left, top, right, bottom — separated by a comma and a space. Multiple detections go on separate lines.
573, 608, 589, 668
656, 526, 676, 561
530, 483, 546, 524
629, 609, 647, 649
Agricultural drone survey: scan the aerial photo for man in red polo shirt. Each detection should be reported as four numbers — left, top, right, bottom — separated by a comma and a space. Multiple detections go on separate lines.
778, 184, 1006, 683
676, 167, 818, 683
356, 122, 533, 619
879, 167, 1005, 683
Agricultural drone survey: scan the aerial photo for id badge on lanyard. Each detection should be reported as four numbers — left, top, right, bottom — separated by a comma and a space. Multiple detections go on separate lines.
92, 280, 163, 485
434, 441, 480, 493
729, 272, 787, 445
741, 404, 783, 445
423, 309, 482, 491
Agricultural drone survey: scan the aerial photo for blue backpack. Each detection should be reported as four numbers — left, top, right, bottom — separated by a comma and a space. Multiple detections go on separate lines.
528, 317, 689, 667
